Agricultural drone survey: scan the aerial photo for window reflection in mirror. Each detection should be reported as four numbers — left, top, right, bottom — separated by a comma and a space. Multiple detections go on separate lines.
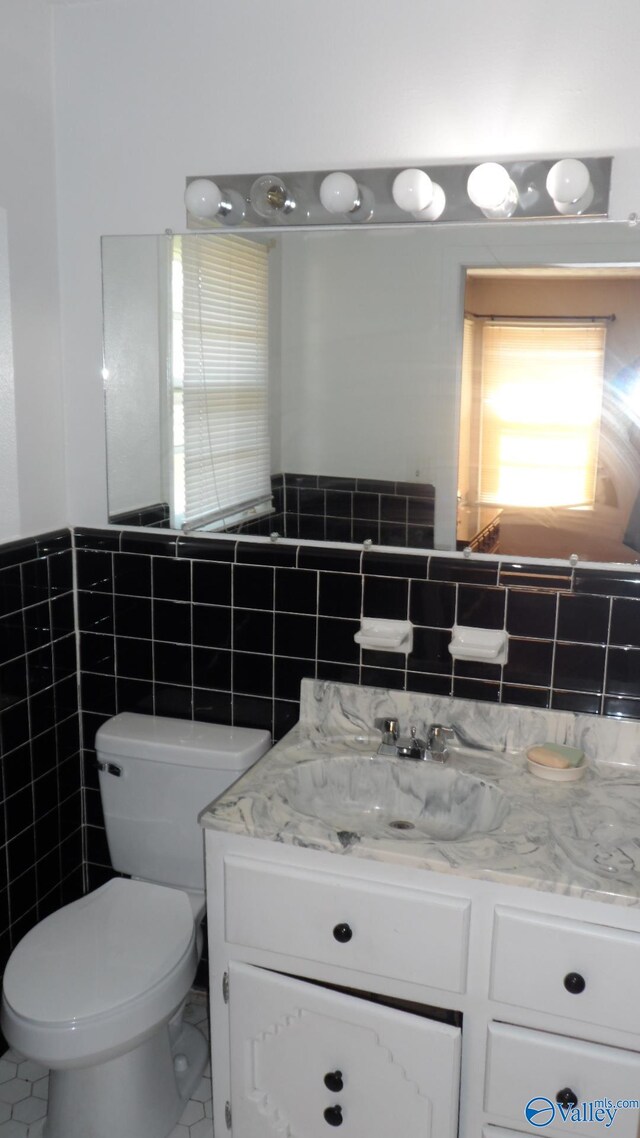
457, 268, 640, 562
171, 234, 271, 532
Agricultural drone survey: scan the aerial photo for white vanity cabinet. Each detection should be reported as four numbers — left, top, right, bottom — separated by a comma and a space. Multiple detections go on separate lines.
205, 830, 640, 1138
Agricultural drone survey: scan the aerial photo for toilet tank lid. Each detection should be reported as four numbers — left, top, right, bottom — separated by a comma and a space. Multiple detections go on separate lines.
96, 713, 271, 770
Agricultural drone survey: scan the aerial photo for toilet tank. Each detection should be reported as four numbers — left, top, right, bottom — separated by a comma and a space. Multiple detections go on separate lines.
95, 713, 270, 891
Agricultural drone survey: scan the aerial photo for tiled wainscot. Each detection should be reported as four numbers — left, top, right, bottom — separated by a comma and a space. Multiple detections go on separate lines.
0, 531, 81, 973
73, 526, 640, 884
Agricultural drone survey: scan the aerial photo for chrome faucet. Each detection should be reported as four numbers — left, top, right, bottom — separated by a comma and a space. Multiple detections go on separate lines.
374, 719, 495, 762
397, 726, 431, 761
374, 718, 445, 762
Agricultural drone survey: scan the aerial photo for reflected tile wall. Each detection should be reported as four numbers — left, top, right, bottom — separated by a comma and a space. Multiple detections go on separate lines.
230, 473, 436, 549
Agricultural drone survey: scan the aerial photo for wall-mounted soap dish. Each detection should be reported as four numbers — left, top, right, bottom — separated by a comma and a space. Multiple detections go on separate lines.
449, 625, 508, 666
354, 618, 413, 655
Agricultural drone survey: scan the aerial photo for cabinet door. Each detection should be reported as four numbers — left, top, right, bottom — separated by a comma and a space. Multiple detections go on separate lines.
228, 962, 460, 1138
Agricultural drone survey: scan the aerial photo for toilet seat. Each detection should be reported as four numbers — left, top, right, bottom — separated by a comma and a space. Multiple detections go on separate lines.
2, 878, 199, 1067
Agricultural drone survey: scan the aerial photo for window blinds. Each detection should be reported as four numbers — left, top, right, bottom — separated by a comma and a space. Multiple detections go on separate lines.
178, 235, 271, 531
476, 321, 606, 508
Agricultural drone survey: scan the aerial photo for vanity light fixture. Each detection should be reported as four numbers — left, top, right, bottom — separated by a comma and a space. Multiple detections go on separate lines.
183, 178, 246, 226
319, 171, 374, 221
249, 174, 296, 219
546, 158, 594, 215
391, 169, 446, 220
467, 163, 519, 219
184, 156, 610, 228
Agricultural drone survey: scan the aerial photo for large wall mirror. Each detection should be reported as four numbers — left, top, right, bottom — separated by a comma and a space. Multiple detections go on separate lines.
102, 219, 640, 564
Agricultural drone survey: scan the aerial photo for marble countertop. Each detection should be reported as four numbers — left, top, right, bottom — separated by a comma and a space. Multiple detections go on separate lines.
200, 681, 640, 907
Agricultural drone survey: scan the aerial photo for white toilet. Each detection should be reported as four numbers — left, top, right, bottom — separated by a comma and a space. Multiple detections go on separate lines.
1, 713, 270, 1138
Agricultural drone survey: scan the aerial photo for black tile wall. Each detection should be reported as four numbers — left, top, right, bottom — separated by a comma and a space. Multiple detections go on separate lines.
0, 530, 82, 972
109, 501, 171, 528
73, 526, 640, 884
7, 522, 640, 986
227, 472, 436, 549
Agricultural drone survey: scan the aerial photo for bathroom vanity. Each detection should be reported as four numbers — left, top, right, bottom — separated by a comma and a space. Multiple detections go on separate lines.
201, 682, 640, 1138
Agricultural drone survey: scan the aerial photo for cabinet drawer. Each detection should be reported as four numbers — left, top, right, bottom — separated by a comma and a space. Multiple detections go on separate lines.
490, 906, 640, 1035
224, 855, 470, 993
485, 1022, 640, 1137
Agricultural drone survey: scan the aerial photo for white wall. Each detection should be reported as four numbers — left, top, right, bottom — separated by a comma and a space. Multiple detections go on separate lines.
0, 0, 66, 542
279, 229, 444, 482
0, 210, 20, 541
50, 0, 640, 528
102, 237, 166, 514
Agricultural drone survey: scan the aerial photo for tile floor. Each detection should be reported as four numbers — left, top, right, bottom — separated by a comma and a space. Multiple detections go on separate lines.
0, 991, 212, 1138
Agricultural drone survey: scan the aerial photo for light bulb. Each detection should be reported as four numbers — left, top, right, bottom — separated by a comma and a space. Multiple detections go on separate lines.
412, 182, 446, 221
546, 159, 590, 204
392, 169, 434, 213
552, 183, 595, 215
184, 178, 224, 221
184, 178, 246, 225
546, 159, 593, 215
319, 172, 360, 214
467, 162, 518, 218
250, 175, 296, 219
319, 172, 374, 221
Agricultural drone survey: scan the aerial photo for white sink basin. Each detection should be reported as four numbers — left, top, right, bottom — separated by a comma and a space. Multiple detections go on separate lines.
280, 755, 509, 841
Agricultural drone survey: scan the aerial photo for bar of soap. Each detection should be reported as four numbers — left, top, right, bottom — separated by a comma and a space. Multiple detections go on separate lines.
527, 743, 584, 769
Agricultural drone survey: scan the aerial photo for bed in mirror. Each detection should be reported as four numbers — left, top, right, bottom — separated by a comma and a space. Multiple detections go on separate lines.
102, 219, 640, 563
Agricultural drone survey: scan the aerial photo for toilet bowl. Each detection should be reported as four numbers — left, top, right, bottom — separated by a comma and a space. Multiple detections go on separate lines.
3, 879, 201, 1068
0, 713, 271, 1138
2, 878, 207, 1138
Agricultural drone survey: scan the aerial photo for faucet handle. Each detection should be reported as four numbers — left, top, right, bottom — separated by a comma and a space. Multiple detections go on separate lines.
375, 717, 399, 745
430, 723, 494, 752
427, 724, 455, 745
426, 724, 453, 759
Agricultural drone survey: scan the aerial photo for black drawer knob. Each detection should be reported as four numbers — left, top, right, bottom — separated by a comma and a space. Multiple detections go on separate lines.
333, 923, 353, 943
324, 1105, 343, 1126
324, 1071, 344, 1093
556, 1087, 579, 1110
563, 971, 586, 995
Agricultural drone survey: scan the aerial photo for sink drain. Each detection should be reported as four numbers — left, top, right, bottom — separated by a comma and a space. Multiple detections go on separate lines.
389, 819, 415, 830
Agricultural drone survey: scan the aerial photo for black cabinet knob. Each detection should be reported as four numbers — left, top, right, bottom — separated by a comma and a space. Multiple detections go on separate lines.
324, 1105, 343, 1127
556, 1087, 579, 1110
324, 1071, 344, 1092
333, 923, 353, 943
563, 971, 586, 995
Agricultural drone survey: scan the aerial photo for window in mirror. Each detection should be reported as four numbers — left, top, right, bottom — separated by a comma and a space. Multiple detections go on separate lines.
461, 318, 606, 508
172, 235, 272, 531
457, 268, 640, 562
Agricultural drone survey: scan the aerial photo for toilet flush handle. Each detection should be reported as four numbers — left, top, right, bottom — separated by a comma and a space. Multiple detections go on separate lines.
96, 760, 123, 777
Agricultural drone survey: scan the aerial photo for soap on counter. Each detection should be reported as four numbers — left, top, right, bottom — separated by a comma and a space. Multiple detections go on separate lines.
527, 743, 584, 769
